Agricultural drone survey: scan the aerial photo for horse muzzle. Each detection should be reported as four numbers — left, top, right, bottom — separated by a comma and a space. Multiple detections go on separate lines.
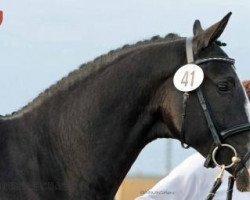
235, 159, 250, 192
235, 168, 250, 192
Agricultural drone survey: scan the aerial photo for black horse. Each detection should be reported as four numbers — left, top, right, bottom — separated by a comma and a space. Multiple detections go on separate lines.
0, 13, 249, 200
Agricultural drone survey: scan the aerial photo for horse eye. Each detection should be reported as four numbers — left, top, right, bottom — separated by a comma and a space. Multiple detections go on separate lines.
217, 82, 230, 91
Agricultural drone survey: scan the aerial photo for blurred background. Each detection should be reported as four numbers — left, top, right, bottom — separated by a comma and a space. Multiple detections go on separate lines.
0, 1, 249, 199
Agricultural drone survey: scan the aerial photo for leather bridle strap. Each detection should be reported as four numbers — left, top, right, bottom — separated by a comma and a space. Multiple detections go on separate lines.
180, 92, 190, 148
195, 57, 235, 66
221, 123, 250, 139
196, 88, 222, 146
185, 37, 194, 63
234, 151, 250, 175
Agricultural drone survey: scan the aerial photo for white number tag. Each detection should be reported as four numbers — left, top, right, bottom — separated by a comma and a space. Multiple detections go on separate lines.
173, 64, 204, 92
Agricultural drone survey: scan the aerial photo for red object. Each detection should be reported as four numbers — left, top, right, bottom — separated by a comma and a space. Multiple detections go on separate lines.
0, 10, 3, 26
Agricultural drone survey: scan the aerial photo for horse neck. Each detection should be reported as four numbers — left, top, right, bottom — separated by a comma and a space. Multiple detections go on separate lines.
1, 40, 185, 199
54, 43, 184, 198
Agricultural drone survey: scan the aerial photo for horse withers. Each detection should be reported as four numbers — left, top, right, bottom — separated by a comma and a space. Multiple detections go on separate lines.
0, 13, 249, 200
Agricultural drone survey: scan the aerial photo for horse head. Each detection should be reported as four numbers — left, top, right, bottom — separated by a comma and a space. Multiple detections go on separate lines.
159, 13, 250, 191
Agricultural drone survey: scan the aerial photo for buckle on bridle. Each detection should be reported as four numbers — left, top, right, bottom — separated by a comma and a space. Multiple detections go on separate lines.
206, 144, 241, 200
212, 144, 241, 169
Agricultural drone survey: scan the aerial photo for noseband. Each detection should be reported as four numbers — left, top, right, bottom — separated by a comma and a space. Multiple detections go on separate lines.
180, 37, 250, 199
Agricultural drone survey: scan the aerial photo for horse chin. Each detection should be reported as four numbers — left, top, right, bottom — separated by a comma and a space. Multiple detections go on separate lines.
235, 166, 250, 192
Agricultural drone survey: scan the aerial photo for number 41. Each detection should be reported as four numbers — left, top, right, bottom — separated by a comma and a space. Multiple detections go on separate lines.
181, 71, 195, 87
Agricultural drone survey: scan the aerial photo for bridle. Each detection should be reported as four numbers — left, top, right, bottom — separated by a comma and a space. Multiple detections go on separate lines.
179, 37, 250, 200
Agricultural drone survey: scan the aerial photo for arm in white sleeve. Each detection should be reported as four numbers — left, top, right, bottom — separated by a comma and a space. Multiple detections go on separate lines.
135, 153, 205, 200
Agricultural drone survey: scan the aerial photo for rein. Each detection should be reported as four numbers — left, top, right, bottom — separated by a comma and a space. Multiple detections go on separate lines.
180, 37, 250, 200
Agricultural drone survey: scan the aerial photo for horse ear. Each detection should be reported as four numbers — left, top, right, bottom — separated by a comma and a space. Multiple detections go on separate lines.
193, 12, 232, 54
193, 20, 204, 36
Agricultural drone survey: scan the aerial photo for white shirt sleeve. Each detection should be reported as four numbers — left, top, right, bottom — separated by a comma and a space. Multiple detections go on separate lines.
135, 153, 205, 200
135, 153, 250, 200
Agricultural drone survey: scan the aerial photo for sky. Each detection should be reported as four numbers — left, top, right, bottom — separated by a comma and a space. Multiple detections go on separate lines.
0, 0, 249, 177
